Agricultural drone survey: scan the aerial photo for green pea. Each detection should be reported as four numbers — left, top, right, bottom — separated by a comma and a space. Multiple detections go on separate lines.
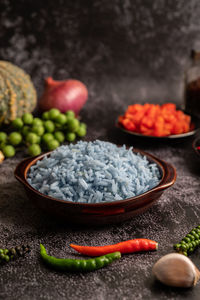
180, 244, 187, 251
0, 142, 6, 150
44, 120, 55, 133
4, 255, 9, 262
186, 234, 194, 240
2, 145, 15, 158
188, 247, 194, 253
22, 113, 33, 125
37, 136, 41, 144
180, 241, 187, 246
54, 114, 67, 125
48, 108, 60, 120
182, 251, 188, 256
186, 243, 190, 250
12, 118, 24, 130
76, 126, 86, 137
192, 241, 197, 247
46, 139, 60, 151
183, 237, 190, 243
0, 249, 3, 254
80, 122, 87, 130
55, 123, 63, 130
9, 132, 22, 146
28, 144, 41, 157
0, 132, 7, 143
31, 126, 45, 136
193, 233, 199, 240
66, 132, 76, 142
21, 126, 30, 137
65, 110, 75, 118
10, 248, 16, 256
26, 133, 39, 144
42, 111, 49, 120
190, 230, 197, 237
54, 131, 65, 143
67, 118, 79, 132
32, 118, 43, 127
42, 133, 54, 145
180, 240, 186, 244
188, 241, 193, 247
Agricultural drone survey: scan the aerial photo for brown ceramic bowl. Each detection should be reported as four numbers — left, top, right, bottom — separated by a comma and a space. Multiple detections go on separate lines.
14, 149, 176, 225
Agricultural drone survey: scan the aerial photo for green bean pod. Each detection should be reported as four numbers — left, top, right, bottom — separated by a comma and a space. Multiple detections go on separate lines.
40, 244, 121, 272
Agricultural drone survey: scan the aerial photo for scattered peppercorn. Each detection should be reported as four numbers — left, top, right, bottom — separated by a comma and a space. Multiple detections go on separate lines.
0, 244, 31, 264
174, 225, 200, 256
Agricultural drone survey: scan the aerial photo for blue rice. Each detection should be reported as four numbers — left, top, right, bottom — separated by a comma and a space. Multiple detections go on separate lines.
27, 140, 161, 203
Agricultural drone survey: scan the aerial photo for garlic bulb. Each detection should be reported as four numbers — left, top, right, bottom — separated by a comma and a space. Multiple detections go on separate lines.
152, 253, 200, 288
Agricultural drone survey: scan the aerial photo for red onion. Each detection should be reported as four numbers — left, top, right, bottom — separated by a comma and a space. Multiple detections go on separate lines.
38, 77, 88, 115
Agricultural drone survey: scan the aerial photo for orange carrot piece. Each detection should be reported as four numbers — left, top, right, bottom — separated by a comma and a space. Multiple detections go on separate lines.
118, 103, 192, 136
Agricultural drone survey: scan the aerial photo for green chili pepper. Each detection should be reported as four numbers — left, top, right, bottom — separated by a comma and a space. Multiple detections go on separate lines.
40, 244, 121, 272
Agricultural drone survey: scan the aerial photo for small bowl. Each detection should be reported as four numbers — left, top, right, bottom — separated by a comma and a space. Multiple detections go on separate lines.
14, 149, 176, 225
116, 111, 200, 141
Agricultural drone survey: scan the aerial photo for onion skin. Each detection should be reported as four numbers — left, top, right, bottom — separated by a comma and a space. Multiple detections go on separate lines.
39, 77, 88, 115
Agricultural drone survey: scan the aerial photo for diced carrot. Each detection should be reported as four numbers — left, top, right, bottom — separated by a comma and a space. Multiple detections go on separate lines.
118, 115, 124, 123
127, 104, 143, 114
140, 116, 154, 128
118, 103, 192, 137
162, 103, 176, 112
122, 118, 136, 131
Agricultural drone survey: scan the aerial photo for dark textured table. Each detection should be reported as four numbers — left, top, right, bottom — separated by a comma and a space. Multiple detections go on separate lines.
0, 1, 200, 299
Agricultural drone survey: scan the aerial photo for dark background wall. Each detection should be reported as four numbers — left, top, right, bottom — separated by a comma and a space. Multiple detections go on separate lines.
1, 2, 200, 299
1, 0, 200, 136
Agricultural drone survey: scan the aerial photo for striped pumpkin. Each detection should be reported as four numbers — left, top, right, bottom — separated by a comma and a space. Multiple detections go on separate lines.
0, 61, 37, 124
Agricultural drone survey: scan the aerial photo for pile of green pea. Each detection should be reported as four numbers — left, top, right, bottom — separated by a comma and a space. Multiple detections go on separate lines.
0, 108, 87, 158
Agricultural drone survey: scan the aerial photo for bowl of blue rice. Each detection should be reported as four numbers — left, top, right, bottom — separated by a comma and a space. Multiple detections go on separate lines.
14, 140, 176, 225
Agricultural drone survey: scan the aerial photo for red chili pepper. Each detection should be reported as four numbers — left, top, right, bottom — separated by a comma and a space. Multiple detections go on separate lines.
70, 239, 158, 256
197, 146, 200, 151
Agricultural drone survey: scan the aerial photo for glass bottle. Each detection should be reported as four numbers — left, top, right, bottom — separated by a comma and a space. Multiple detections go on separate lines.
184, 50, 200, 117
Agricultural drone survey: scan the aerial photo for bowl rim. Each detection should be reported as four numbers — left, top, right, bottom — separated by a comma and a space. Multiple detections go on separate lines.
14, 147, 176, 207
116, 120, 197, 139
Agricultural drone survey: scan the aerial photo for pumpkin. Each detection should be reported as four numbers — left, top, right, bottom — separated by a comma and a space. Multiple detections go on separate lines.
0, 61, 37, 124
